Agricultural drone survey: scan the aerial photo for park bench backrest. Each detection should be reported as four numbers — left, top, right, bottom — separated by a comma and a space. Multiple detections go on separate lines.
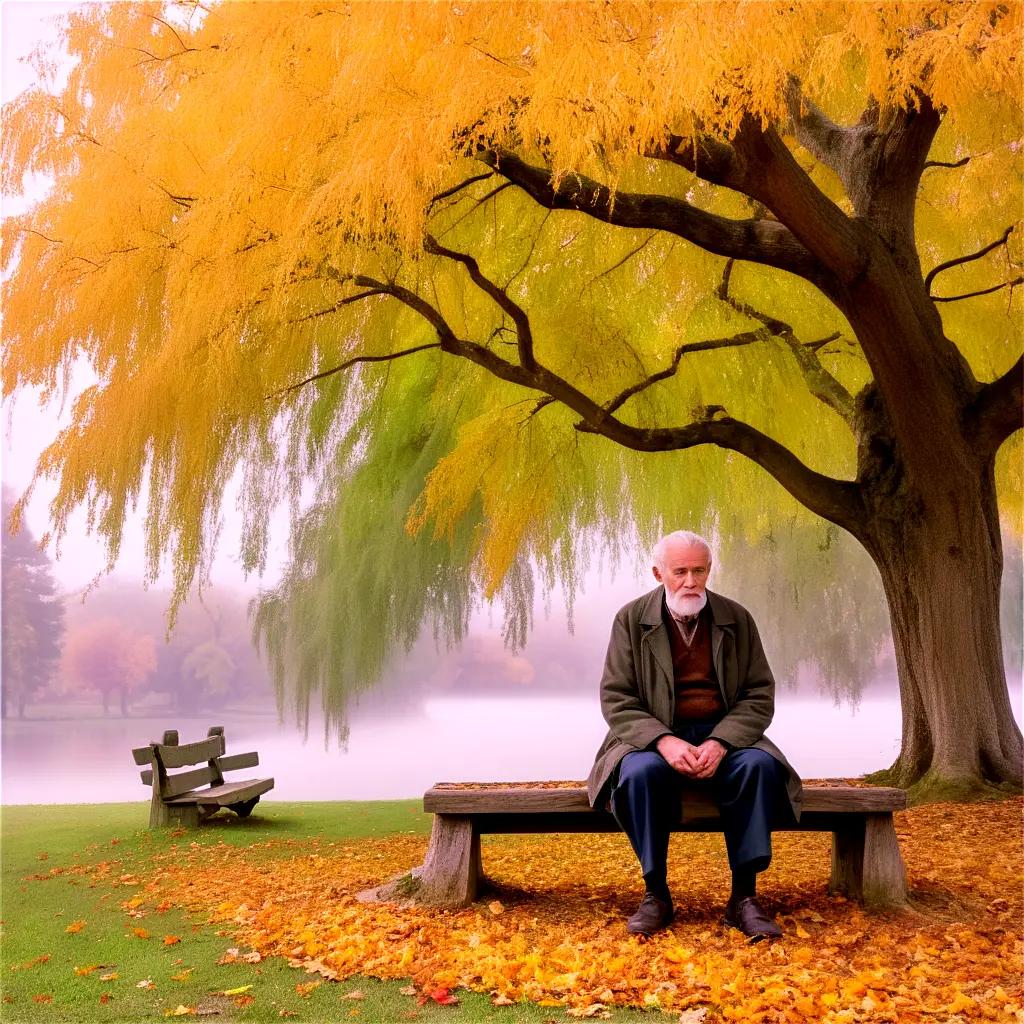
131, 726, 260, 799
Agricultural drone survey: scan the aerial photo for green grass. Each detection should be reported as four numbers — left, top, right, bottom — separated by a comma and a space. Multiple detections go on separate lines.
1, 802, 651, 1023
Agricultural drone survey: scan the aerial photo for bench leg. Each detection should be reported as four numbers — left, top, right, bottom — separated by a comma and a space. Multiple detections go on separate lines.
149, 800, 199, 828
357, 814, 482, 909
830, 812, 907, 908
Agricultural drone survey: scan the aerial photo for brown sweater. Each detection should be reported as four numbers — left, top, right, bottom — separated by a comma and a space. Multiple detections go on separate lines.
665, 602, 725, 725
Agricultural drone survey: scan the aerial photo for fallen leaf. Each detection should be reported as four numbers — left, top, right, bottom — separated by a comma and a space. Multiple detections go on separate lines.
399, 985, 417, 996
99, 972, 119, 981
165, 1006, 196, 1017
32, 994, 53, 1004
677, 1010, 708, 1024
132, 928, 151, 940
170, 970, 194, 982
343, 990, 366, 1000
136, 979, 156, 990
241, 951, 262, 963
295, 980, 321, 997
233, 995, 255, 1008
74, 965, 101, 976
217, 985, 253, 996
487, 900, 505, 915
278, 1011, 298, 1018
65, 920, 86, 934
164, 935, 182, 946
566, 1004, 611, 1019
491, 992, 514, 1006
99, 993, 113, 1004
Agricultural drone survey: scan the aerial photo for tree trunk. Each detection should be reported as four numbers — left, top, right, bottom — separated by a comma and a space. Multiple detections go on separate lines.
857, 419, 1022, 800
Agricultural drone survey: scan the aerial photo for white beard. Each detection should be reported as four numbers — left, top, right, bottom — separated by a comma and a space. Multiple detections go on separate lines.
665, 589, 707, 620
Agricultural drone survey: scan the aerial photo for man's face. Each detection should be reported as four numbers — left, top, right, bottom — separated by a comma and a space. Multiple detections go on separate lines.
653, 540, 711, 616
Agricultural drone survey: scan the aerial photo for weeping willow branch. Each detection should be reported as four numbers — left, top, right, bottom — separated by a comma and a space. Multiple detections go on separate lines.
925, 225, 1017, 295
717, 260, 856, 425
267, 257, 862, 531
271, 343, 443, 397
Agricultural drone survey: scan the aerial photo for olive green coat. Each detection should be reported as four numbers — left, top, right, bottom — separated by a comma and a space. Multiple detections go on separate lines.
586, 586, 803, 820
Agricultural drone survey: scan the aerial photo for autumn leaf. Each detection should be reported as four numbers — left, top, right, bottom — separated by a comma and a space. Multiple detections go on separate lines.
170, 970, 194, 982
418, 987, 459, 1006
491, 992, 514, 1006
99, 972, 119, 981
32, 994, 53, 1003
566, 1004, 610, 1019
163, 935, 182, 946
99, 993, 113, 1004
278, 1011, 297, 1017
132, 928, 151, 939
136, 979, 156, 990
343, 990, 366, 1000
74, 965, 101, 976
399, 986, 417, 996
487, 900, 504, 915
65, 920, 86, 933
233, 995, 256, 1008
241, 951, 262, 963
295, 980, 321, 997
216, 986, 253, 997
165, 1005, 197, 1016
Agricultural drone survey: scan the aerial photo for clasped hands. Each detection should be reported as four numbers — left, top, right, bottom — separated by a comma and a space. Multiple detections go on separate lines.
656, 734, 727, 779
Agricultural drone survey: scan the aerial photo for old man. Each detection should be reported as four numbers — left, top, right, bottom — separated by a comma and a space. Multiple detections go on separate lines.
587, 530, 802, 939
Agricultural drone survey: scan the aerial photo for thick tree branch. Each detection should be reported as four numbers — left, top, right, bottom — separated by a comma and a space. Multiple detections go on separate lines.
272, 342, 442, 397
965, 355, 1023, 454
923, 156, 970, 171
785, 81, 942, 254
603, 328, 773, 415
423, 233, 537, 370
477, 147, 827, 286
925, 225, 1016, 295
933, 277, 1024, 304
576, 412, 862, 530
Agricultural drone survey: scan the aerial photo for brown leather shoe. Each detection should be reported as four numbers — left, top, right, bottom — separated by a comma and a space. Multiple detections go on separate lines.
723, 896, 782, 941
627, 892, 674, 936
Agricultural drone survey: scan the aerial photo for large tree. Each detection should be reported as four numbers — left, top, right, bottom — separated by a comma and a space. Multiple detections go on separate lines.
2, 2, 1021, 797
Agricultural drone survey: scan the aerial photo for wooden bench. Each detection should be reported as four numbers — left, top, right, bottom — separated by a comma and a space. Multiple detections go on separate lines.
360, 781, 908, 910
132, 726, 274, 828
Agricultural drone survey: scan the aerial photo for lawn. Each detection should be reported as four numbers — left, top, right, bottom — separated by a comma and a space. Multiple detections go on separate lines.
1, 801, 657, 1023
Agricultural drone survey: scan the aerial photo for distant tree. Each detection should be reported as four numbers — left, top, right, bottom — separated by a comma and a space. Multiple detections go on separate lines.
1, 490, 64, 717
61, 617, 156, 715
181, 639, 236, 706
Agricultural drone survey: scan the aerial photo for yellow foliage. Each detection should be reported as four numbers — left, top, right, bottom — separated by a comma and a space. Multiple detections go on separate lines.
1, 0, 1021, 612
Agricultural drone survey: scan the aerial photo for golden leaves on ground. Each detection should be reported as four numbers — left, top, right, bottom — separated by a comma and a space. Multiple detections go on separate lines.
86, 801, 1023, 1022
63, 919, 85, 933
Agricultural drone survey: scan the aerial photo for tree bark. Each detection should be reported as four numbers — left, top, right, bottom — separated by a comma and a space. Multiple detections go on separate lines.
852, 387, 1023, 799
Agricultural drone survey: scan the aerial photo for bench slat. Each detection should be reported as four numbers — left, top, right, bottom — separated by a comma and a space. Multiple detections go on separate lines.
165, 778, 274, 806
217, 751, 259, 772
157, 734, 226, 769
423, 783, 907, 815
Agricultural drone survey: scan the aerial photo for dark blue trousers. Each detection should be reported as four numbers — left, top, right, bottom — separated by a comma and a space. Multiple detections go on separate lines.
609, 721, 791, 899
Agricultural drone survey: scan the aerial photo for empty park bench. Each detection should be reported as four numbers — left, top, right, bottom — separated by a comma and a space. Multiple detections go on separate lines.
132, 726, 275, 828
361, 780, 907, 910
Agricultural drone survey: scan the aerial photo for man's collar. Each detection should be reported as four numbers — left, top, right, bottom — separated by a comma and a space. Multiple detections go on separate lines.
639, 586, 735, 627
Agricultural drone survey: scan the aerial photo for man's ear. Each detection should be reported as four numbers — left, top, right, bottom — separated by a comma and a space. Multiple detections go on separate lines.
652, 565, 663, 583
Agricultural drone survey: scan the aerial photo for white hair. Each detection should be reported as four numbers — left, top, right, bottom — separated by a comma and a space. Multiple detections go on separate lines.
651, 530, 714, 569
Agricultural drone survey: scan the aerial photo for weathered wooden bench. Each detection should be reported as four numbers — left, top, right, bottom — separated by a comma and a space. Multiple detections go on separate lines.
132, 726, 275, 828
360, 781, 908, 910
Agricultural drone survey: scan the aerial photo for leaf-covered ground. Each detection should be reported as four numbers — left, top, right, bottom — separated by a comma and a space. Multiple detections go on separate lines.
50, 798, 1022, 1023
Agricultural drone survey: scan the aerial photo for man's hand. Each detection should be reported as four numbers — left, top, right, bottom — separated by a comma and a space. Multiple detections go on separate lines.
655, 735, 701, 775
656, 736, 728, 778
692, 739, 728, 779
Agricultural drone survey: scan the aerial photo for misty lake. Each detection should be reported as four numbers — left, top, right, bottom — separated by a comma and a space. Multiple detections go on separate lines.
5, 685, 1020, 805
